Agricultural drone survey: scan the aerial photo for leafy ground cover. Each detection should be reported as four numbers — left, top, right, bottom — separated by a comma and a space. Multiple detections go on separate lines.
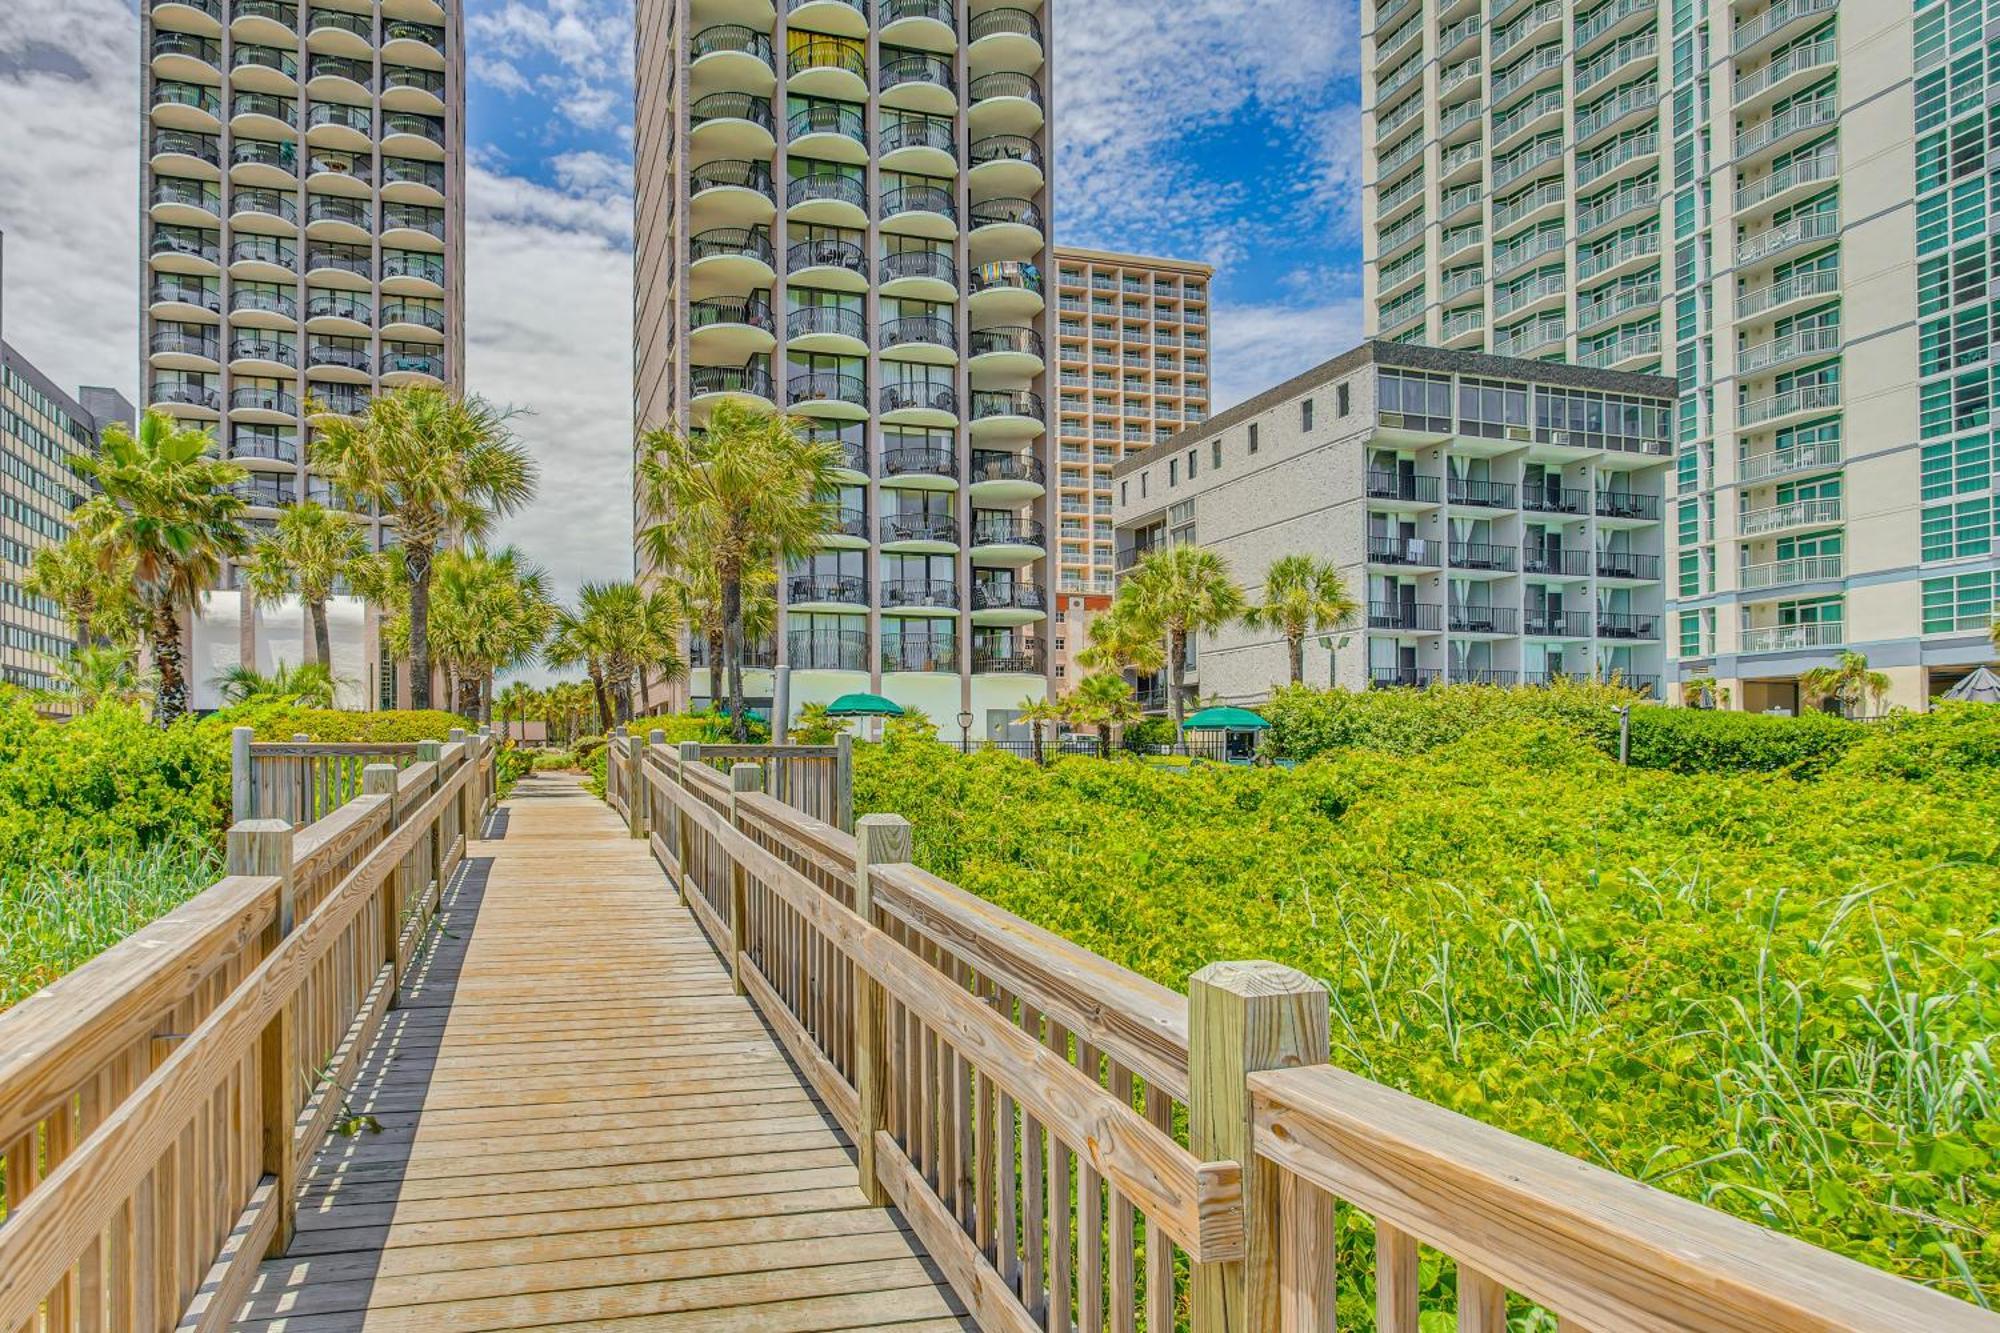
853, 704, 2000, 1307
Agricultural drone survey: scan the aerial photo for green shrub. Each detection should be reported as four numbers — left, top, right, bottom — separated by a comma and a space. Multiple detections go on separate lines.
2, 841, 222, 1007
1832, 702, 2000, 783
1624, 705, 1858, 775
202, 704, 471, 743
1121, 717, 1177, 751
530, 749, 577, 772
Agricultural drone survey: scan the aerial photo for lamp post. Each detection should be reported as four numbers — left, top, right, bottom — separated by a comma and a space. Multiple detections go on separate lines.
956, 710, 974, 754
1322, 634, 1351, 690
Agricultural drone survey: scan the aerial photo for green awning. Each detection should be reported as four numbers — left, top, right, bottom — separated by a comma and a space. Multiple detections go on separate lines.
824, 692, 906, 718
1183, 706, 1271, 731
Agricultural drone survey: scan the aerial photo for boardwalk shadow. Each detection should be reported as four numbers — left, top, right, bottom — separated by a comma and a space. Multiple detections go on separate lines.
229, 850, 492, 1329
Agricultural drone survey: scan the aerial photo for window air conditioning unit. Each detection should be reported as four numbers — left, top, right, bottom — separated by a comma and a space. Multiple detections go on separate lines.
1506, 425, 1530, 441
1380, 411, 1405, 428
1549, 429, 1570, 445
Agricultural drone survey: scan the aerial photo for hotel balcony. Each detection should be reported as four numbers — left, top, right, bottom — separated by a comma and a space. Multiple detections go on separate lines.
1368, 535, 1443, 569
1524, 607, 1589, 637
969, 133, 1045, 197
1738, 494, 1842, 537
1737, 438, 1842, 485
1523, 547, 1593, 579
880, 578, 960, 614
1595, 550, 1662, 582
972, 641, 1047, 676
229, 332, 296, 374
1740, 552, 1843, 591
1368, 600, 1443, 632
1447, 477, 1516, 509
1449, 604, 1518, 635
1366, 470, 1441, 507
1369, 666, 1442, 689
1595, 610, 1659, 640
970, 581, 1049, 625
1741, 620, 1844, 654
787, 574, 869, 612
969, 517, 1046, 565
1738, 381, 1840, 432
1449, 541, 1517, 573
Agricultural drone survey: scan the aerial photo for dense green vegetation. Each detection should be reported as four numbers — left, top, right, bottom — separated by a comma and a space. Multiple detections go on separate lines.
852, 702, 2000, 1305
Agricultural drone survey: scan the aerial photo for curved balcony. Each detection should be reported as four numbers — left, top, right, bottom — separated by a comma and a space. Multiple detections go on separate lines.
229, 282, 298, 326
382, 251, 447, 294
690, 160, 776, 226
382, 64, 448, 114
230, 384, 300, 422
307, 53, 371, 102
383, 112, 446, 159
230, 476, 298, 509
690, 24, 777, 96
970, 8, 1043, 72
228, 136, 297, 189
306, 150, 373, 196
786, 234, 868, 291
303, 192, 369, 241
879, 52, 956, 116
820, 505, 871, 548
151, 129, 221, 179
787, 36, 867, 100
690, 294, 778, 358
785, 304, 866, 355
1738, 380, 1840, 432
880, 314, 958, 364
879, 183, 957, 239
969, 134, 1044, 196
305, 100, 371, 152
880, 512, 960, 552
149, 225, 221, 275
879, 444, 958, 487
969, 516, 1046, 564
150, 379, 222, 417
305, 291, 372, 334
816, 434, 870, 480
690, 227, 775, 287
381, 155, 446, 205
968, 72, 1044, 136
786, 0, 868, 37
878, 248, 957, 301
882, 638, 960, 673
967, 451, 1045, 503
151, 275, 222, 318
969, 581, 1047, 624
149, 325, 222, 371
691, 92, 775, 157
380, 300, 445, 339
307, 385, 372, 420
151, 31, 221, 81
880, 382, 959, 426
786, 370, 869, 417
381, 347, 447, 385
227, 93, 296, 143
306, 6, 371, 56
787, 575, 869, 612
229, 332, 299, 374
881, 578, 961, 614
306, 338, 373, 378
786, 170, 867, 227
787, 628, 870, 674
232, 0, 297, 42
229, 430, 300, 466
967, 259, 1043, 320
968, 197, 1044, 255
381, 203, 447, 246
152, 80, 223, 133
383, 18, 447, 68
151, 177, 221, 228
690, 361, 776, 410
973, 642, 1046, 676
233, 187, 303, 235
788, 101, 867, 164
155, 0, 222, 33
878, 117, 957, 183
967, 325, 1044, 375
968, 389, 1045, 440
882, 0, 956, 50
233, 43, 299, 94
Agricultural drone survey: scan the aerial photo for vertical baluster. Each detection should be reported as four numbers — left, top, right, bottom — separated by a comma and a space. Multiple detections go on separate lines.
1377, 1220, 1419, 1333
1109, 1064, 1137, 1333
1458, 1266, 1507, 1333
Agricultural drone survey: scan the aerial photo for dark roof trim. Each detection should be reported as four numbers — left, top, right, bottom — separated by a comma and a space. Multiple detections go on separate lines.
1111, 339, 1679, 479
1, 340, 100, 432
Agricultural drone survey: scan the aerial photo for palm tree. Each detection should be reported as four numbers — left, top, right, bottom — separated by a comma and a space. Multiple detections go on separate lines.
1075, 607, 1166, 676
242, 501, 368, 669
73, 409, 248, 724
633, 586, 687, 717
1113, 545, 1245, 735
26, 498, 139, 648
1063, 671, 1142, 758
496, 679, 539, 741
35, 645, 156, 713
546, 582, 657, 729
213, 660, 338, 708
637, 401, 841, 739
1016, 694, 1065, 764
1800, 650, 1892, 718
312, 386, 537, 709
427, 546, 556, 722
1244, 554, 1358, 686
665, 560, 775, 711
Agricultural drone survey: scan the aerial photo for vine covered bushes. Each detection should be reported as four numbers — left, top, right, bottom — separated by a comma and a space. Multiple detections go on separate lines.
852, 712, 2000, 1302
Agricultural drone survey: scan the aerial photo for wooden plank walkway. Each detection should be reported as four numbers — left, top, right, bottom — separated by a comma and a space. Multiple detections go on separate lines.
229, 773, 969, 1332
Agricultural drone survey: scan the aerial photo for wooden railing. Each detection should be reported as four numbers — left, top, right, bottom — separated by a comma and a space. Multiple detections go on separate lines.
0, 728, 497, 1333
630, 744, 1999, 1332
229, 728, 426, 825
608, 729, 852, 833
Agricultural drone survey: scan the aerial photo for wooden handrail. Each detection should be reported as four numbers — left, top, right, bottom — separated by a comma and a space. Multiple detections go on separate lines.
0, 730, 497, 1332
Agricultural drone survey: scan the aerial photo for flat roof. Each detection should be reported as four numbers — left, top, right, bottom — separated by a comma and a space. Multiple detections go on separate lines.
1051, 243, 1214, 276
1, 340, 101, 433
1111, 340, 1678, 479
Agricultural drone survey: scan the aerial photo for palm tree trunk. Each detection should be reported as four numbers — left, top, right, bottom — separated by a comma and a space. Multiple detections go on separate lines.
722, 569, 747, 742
1098, 724, 1111, 759
480, 674, 493, 726
1288, 632, 1305, 686
405, 541, 434, 710
637, 666, 652, 717
150, 600, 188, 725
707, 630, 724, 710
309, 598, 332, 675
589, 667, 614, 733
1168, 628, 1187, 737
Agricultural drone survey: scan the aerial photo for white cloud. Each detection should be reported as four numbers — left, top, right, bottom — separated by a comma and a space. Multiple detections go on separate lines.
1209, 291, 1369, 414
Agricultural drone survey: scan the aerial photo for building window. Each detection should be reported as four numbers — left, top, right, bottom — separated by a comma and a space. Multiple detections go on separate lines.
1120, 479, 1128, 505
1301, 399, 1314, 431
1211, 439, 1221, 469
1186, 448, 1197, 478
1168, 460, 1178, 486
1141, 471, 1148, 497
1922, 571, 1994, 633
1248, 422, 1260, 453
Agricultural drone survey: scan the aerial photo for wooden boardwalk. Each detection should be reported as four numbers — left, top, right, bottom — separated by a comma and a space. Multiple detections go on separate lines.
230, 774, 968, 1331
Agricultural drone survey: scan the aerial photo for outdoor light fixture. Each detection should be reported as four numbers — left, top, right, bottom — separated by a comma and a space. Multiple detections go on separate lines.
956, 710, 974, 751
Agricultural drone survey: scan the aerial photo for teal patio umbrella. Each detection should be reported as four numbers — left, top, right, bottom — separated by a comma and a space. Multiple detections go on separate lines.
825, 692, 905, 718
1182, 706, 1271, 731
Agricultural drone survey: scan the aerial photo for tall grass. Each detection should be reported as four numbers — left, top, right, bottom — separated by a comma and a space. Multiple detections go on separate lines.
1, 842, 222, 1009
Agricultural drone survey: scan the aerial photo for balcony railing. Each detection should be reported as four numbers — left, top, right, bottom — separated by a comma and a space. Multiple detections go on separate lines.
1368, 535, 1440, 566
1738, 437, 1842, 483
971, 582, 1047, 612
1575, 0, 1652, 53
383, 252, 447, 285
969, 133, 1043, 171
1369, 666, 1441, 688
689, 295, 775, 333
1522, 487, 1586, 515
1733, 0, 1837, 52
880, 579, 960, 611
1735, 208, 1839, 269
152, 31, 221, 67
231, 334, 297, 366
1595, 611, 1659, 639
879, 51, 956, 95
880, 513, 959, 545
879, 182, 952, 219
1369, 601, 1442, 631
231, 385, 300, 416
1449, 605, 1519, 634
692, 92, 773, 132
1448, 478, 1517, 508
788, 575, 869, 607
1595, 550, 1661, 580
306, 341, 371, 373
787, 629, 869, 672
1741, 620, 1844, 653
881, 444, 957, 480
691, 24, 773, 65
690, 160, 774, 199
970, 72, 1042, 108
149, 327, 220, 360
971, 517, 1046, 547
1491, 43, 1562, 102
1523, 607, 1586, 635
1522, 547, 1593, 577
1738, 380, 1840, 428
1367, 471, 1440, 503
1579, 327, 1663, 369
1737, 322, 1839, 376
1741, 553, 1843, 590
1451, 542, 1518, 572
232, 287, 298, 319
1575, 29, 1655, 98
968, 453, 1046, 486
970, 197, 1043, 232
971, 389, 1045, 420
788, 371, 868, 408
1595, 491, 1662, 521
882, 639, 960, 673
1733, 33, 1835, 103
882, 382, 958, 416
1735, 96, 1837, 158
690, 363, 774, 399
973, 644, 1046, 675
1735, 151, 1837, 212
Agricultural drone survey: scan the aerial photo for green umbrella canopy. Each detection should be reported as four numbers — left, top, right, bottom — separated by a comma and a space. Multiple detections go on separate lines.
1183, 706, 1271, 731
824, 692, 906, 718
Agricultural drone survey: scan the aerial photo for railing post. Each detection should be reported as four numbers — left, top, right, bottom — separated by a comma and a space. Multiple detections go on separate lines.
1188, 961, 1330, 1332
628, 730, 651, 839
230, 725, 254, 823
675, 741, 701, 900
477, 723, 492, 814
230, 819, 298, 1256
448, 727, 471, 850
834, 732, 853, 832
726, 762, 762, 994
647, 729, 667, 850
417, 739, 443, 897
853, 813, 911, 1206
362, 764, 403, 1005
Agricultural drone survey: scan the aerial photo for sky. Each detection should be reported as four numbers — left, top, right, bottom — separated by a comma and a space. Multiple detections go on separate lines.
0, 0, 1365, 639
